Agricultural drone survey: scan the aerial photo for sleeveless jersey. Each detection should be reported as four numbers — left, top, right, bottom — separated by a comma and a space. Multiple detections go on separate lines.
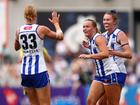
19, 24, 47, 75
89, 33, 119, 77
103, 29, 127, 74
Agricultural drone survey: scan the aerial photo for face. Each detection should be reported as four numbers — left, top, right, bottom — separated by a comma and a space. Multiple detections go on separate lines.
103, 14, 116, 31
83, 20, 95, 39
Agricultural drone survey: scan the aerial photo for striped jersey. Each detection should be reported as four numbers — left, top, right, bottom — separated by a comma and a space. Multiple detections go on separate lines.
103, 29, 127, 74
18, 24, 47, 75
89, 33, 119, 77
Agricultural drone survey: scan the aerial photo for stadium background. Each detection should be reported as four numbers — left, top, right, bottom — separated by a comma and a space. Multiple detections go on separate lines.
0, 0, 140, 105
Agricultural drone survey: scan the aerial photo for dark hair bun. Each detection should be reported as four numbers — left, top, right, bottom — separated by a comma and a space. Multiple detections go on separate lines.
110, 9, 117, 14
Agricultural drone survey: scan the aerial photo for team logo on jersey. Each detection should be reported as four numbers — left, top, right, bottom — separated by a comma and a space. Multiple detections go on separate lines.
24, 26, 32, 30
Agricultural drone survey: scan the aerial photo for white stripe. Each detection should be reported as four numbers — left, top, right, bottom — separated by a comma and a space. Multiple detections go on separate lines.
31, 56, 35, 74
25, 57, 29, 75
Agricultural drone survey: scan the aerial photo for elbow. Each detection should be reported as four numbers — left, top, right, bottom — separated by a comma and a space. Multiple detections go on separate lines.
15, 47, 20, 51
57, 35, 64, 40
14, 44, 20, 51
14, 40, 20, 51
126, 51, 132, 59
59, 36, 64, 40
127, 53, 132, 59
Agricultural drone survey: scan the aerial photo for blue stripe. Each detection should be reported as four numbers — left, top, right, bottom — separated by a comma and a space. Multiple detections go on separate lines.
90, 39, 100, 76
93, 48, 100, 76
28, 56, 32, 75
22, 57, 27, 74
94, 59, 100, 76
111, 34, 116, 60
111, 73, 117, 83
93, 48, 105, 76
99, 60, 105, 76
107, 34, 111, 42
35, 55, 39, 74
90, 38, 105, 76
111, 34, 116, 49
89, 40, 93, 54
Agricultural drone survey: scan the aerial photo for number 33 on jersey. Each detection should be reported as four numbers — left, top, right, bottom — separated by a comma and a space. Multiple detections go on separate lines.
19, 24, 41, 56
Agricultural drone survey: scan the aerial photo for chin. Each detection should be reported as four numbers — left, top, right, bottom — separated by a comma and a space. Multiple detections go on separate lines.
105, 27, 109, 31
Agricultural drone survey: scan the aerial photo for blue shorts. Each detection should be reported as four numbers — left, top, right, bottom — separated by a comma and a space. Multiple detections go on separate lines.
21, 71, 50, 88
95, 73, 127, 87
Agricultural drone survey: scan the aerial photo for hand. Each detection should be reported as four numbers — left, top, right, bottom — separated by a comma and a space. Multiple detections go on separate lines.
48, 10, 60, 25
79, 54, 89, 59
82, 40, 90, 48
109, 50, 114, 55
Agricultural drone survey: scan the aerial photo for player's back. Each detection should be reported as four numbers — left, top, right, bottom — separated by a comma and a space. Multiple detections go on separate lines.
19, 24, 47, 75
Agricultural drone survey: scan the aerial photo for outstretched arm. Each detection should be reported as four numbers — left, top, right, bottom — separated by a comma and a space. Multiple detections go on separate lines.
38, 11, 64, 40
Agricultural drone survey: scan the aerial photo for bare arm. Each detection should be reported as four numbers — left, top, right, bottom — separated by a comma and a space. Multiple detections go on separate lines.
109, 31, 132, 59
79, 36, 109, 60
14, 30, 20, 51
38, 11, 64, 40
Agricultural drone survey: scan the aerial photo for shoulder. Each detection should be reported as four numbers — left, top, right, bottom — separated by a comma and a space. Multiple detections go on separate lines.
96, 34, 106, 39
117, 30, 128, 39
95, 34, 106, 43
117, 30, 129, 44
37, 25, 50, 32
37, 25, 50, 39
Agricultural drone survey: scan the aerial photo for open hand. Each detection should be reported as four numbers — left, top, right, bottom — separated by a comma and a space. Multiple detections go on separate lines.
48, 10, 60, 24
82, 40, 90, 48
79, 54, 89, 59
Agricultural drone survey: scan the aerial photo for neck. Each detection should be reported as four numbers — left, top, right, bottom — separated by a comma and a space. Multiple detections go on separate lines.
26, 19, 36, 24
88, 32, 96, 40
107, 27, 117, 34
26, 21, 35, 24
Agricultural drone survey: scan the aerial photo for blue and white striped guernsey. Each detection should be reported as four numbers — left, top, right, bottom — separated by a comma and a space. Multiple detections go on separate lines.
19, 24, 47, 75
103, 29, 127, 74
89, 33, 119, 77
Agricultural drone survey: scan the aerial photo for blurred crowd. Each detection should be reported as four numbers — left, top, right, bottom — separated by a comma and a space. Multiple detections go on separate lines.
0, 35, 140, 88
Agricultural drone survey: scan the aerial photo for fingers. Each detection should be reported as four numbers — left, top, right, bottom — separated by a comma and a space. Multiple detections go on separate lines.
52, 10, 60, 18
82, 40, 90, 48
58, 14, 60, 19
48, 18, 52, 23
83, 40, 87, 43
49, 10, 60, 24
79, 54, 88, 59
52, 10, 58, 17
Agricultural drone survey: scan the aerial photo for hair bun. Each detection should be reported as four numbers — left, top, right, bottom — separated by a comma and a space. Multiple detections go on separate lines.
110, 9, 117, 14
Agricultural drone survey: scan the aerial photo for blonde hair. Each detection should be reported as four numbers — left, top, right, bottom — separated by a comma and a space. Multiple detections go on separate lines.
85, 19, 101, 33
24, 5, 37, 21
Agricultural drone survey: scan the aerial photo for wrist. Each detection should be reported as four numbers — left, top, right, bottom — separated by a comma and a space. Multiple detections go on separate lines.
56, 30, 63, 40
54, 22, 59, 26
